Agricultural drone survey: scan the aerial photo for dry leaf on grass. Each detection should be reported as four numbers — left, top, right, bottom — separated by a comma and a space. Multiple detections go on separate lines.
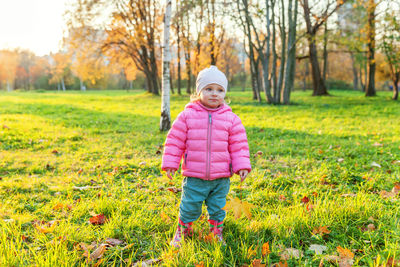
223, 197, 255, 219
280, 248, 303, 260
105, 238, 124, 246
89, 214, 106, 225
312, 226, 331, 236
132, 258, 162, 267
262, 242, 271, 256
166, 187, 182, 193
309, 244, 327, 255
251, 259, 266, 267
33, 220, 58, 234
90, 244, 107, 261
73, 185, 102, 191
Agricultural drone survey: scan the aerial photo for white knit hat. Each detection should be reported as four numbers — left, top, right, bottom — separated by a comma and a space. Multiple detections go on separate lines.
196, 65, 228, 93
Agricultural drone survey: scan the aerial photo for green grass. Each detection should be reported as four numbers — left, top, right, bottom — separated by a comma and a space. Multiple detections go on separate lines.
0, 89, 399, 266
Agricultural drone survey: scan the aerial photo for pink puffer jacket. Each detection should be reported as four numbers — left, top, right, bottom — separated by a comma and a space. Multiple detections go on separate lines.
162, 101, 251, 180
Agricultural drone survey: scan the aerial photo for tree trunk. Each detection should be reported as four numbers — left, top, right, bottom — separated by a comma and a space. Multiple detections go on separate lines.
7, 81, 12, 92
263, 0, 273, 103
393, 74, 399, 100
277, 0, 286, 103
208, 0, 217, 65
271, 1, 279, 103
177, 23, 182, 95
61, 78, 66, 91
282, 0, 298, 104
350, 53, 359, 90
322, 15, 328, 83
160, 0, 172, 131
302, 0, 328, 96
79, 79, 86, 91
365, 0, 376, 97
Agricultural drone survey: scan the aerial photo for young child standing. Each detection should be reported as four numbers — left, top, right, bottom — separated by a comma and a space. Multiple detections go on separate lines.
162, 65, 251, 248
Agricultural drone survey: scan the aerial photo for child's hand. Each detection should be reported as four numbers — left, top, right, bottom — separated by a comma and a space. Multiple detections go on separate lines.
239, 169, 249, 182
165, 168, 176, 180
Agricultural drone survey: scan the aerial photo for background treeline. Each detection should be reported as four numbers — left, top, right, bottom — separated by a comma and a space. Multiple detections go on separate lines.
0, 0, 399, 101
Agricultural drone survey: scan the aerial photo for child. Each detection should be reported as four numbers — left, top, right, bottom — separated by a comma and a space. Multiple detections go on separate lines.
162, 65, 251, 248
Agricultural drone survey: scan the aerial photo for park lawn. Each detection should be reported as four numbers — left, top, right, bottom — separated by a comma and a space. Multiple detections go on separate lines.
0, 89, 399, 266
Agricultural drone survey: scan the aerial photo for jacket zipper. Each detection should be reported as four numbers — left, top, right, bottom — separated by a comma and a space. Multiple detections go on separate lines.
206, 113, 212, 179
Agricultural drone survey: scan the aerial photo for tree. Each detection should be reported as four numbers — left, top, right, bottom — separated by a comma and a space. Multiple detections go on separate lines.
161, 0, 172, 131
300, 0, 347, 96
0, 50, 18, 91
380, 13, 400, 100
49, 52, 71, 91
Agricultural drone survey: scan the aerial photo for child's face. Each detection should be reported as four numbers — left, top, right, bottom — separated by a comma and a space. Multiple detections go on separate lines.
199, 83, 225, 109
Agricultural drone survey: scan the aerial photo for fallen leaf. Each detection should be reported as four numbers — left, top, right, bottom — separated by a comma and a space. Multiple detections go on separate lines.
105, 238, 124, 246
160, 211, 171, 223
367, 223, 376, 231
251, 259, 266, 267
195, 262, 204, 267
262, 242, 271, 256
90, 244, 107, 261
301, 196, 310, 204
93, 259, 105, 267
371, 162, 381, 168
248, 247, 257, 258
132, 258, 162, 267
73, 185, 102, 191
223, 197, 255, 219
386, 257, 400, 267
337, 246, 354, 266
278, 195, 286, 201
254, 151, 263, 158
393, 183, 400, 194
33, 220, 58, 234
337, 158, 345, 163
89, 214, 106, 225
52, 149, 59, 154
312, 226, 331, 236
77, 169, 84, 174
2, 125, 10, 129
372, 142, 383, 147
166, 187, 182, 193
309, 244, 327, 255
280, 248, 303, 260
380, 190, 396, 199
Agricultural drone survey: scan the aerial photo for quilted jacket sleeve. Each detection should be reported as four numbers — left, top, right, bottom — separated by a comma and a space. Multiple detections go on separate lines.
228, 114, 251, 174
161, 111, 188, 171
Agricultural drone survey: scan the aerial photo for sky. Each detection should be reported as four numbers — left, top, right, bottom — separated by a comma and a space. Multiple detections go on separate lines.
0, 0, 70, 56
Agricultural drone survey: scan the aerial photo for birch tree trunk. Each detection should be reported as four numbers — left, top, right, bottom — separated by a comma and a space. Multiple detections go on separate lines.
160, 0, 172, 131
61, 78, 66, 91
350, 53, 359, 90
263, 0, 273, 103
277, 0, 286, 102
271, 0, 279, 103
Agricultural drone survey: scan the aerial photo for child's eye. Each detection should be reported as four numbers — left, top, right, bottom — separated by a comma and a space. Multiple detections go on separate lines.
206, 88, 212, 91
218, 89, 224, 93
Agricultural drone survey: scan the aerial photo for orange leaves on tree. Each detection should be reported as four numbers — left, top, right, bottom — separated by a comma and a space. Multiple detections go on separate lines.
223, 197, 255, 220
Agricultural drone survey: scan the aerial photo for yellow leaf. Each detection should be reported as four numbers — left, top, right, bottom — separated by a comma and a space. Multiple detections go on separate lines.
337, 246, 354, 259
223, 197, 255, 219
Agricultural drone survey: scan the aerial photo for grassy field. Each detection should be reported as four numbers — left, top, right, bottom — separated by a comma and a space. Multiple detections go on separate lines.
0, 89, 399, 266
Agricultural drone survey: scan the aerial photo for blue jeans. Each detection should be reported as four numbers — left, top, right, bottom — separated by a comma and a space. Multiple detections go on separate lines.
179, 177, 230, 223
